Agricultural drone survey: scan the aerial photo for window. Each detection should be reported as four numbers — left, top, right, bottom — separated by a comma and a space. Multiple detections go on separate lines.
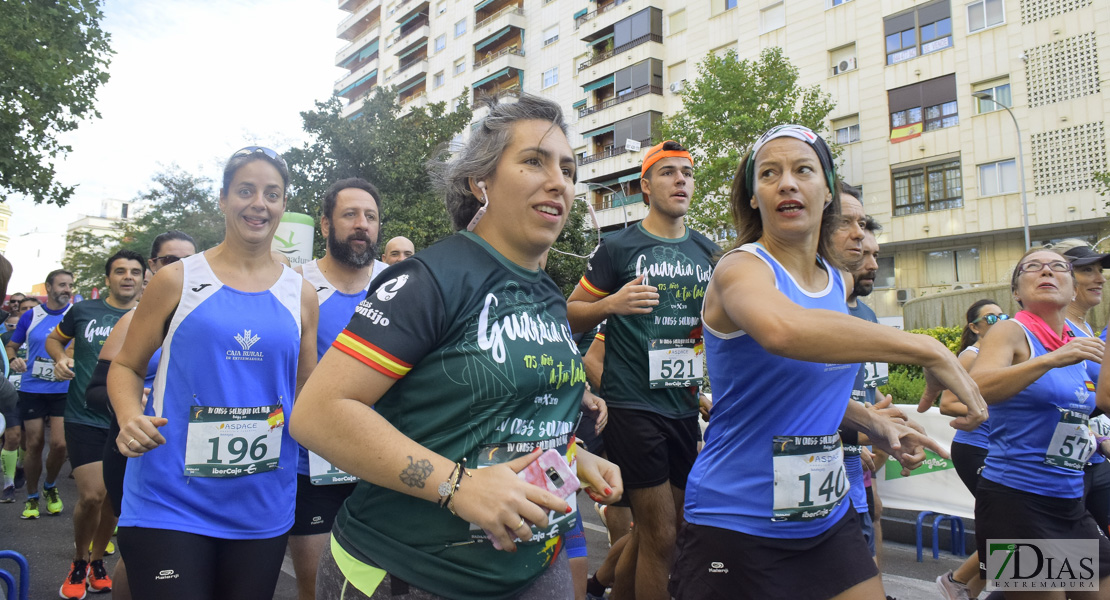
832, 115, 861, 144
829, 0, 853, 6
543, 25, 559, 46
974, 79, 1011, 114
888, 74, 958, 136
543, 67, 558, 88
710, 0, 734, 16
892, 158, 962, 215
924, 248, 980, 285
434, 71, 445, 88
875, 256, 896, 288
978, 159, 1017, 196
726, 0, 738, 9
454, 19, 466, 37
760, 2, 785, 32
436, 0, 446, 13
884, 1, 952, 65
830, 43, 857, 75
434, 34, 446, 52
453, 58, 465, 75
967, 0, 1003, 32
668, 9, 686, 34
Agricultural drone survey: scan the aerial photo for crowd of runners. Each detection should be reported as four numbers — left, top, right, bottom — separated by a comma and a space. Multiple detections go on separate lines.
2, 92, 1109, 600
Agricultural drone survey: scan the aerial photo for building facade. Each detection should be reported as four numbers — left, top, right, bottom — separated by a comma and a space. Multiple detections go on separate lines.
334, 0, 1110, 318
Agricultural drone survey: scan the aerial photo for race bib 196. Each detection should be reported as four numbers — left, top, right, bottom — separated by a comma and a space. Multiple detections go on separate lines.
184, 405, 284, 478
647, 338, 703, 389
1045, 408, 1094, 470
309, 450, 358, 485
772, 434, 846, 522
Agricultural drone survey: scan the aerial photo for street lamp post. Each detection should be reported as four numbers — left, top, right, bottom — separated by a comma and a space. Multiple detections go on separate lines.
972, 91, 1030, 250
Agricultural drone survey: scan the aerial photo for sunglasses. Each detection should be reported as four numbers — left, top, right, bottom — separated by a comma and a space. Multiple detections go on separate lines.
972, 313, 1009, 326
150, 255, 187, 266
230, 146, 287, 168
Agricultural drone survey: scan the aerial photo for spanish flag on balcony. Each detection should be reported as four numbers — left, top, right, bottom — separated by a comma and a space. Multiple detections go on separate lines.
890, 122, 923, 143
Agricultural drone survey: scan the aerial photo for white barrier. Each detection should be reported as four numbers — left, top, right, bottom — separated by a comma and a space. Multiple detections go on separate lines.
874, 406, 976, 520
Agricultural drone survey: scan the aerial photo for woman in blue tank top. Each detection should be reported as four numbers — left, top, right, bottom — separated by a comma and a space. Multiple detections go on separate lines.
107, 147, 320, 600
970, 248, 1110, 594
671, 124, 986, 600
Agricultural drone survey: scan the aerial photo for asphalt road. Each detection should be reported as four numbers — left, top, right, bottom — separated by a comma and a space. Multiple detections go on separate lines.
2, 429, 965, 599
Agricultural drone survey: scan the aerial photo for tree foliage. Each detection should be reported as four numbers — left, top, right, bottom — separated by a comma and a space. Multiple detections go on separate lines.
0, 0, 113, 205
63, 168, 224, 295
545, 200, 596, 298
657, 47, 837, 235
284, 89, 473, 258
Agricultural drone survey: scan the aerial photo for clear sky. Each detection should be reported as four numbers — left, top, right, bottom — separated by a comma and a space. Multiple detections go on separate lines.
6, 0, 343, 291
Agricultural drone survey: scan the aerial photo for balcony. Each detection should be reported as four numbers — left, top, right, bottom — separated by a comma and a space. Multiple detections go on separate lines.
341, 92, 371, 119
394, 23, 430, 56
473, 67, 522, 98
579, 137, 651, 166
398, 90, 429, 115
391, 59, 428, 90
578, 84, 662, 117
475, 4, 525, 32
394, 1, 428, 27
338, 0, 382, 40
474, 43, 525, 70
578, 33, 661, 71
574, 0, 632, 29
336, 25, 381, 67
340, 0, 365, 12
336, 55, 380, 92
595, 201, 648, 228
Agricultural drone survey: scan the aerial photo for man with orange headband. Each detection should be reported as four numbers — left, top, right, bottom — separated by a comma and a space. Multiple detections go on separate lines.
567, 140, 719, 600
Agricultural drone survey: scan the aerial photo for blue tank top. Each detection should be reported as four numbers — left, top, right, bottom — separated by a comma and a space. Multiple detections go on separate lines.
952, 347, 992, 449
1066, 320, 1102, 465
981, 323, 1095, 498
686, 244, 858, 538
13, 304, 71, 394
293, 259, 386, 476
119, 253, 302, 538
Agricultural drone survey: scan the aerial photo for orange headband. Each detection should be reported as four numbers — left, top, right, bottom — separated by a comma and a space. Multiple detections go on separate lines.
641, 141, 694, 178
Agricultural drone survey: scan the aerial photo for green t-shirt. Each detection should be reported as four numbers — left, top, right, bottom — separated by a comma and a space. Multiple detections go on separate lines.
579, 223, 719, 417
330, 232, 584, 600
55, 298, 130, 428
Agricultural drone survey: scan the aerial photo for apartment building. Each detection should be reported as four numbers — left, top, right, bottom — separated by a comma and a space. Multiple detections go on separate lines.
333, 0, 1110, 317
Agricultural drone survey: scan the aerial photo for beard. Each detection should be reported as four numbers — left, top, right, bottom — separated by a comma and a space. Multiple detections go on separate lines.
852, 271, 876, 298
329, 228, 378, 268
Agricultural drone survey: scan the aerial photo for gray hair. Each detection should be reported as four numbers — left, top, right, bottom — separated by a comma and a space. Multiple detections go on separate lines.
430, 93, 569, 231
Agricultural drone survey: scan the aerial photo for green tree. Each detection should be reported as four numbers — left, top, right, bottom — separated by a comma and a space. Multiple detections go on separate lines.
657, 47, 837, 235
63, 168, 225, 295
0, 0, 113, 205
284, 89, 473, 258
545, 200, 596, 297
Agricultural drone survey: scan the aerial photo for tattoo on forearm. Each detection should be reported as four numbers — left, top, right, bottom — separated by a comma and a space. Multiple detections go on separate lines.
399, 456, 434, 488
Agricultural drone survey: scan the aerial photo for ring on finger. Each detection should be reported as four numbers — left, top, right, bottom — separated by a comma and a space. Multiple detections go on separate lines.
127, 438, 138, 449
516, 517, 526, 530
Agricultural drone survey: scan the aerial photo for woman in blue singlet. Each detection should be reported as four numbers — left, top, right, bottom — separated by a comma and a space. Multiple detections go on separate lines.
108, 147, 320, 600
670, 124, 986, 600
971, 248, 1110, 598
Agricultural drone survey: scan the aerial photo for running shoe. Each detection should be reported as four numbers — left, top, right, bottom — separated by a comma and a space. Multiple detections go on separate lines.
60, 559, 88, 600
86, 559, 112, 594
0, 485, 13, 503
13, 466, 24, 489
936, 570, 971, 600
20, 497, 39, 519
88, 540, 115, 556
44, 485, 63, 514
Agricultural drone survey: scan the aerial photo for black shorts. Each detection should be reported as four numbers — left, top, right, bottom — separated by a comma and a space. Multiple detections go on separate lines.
574, 408, 605, 455
671, 510, 879, 600
0, 378, 19, 428
602, 406, 698, 490
975, 478, 1110, 579
103, 420, 127, 517
1086, 460, 1110, 536
118, 526, 288, 600
18, 391, 66, 421
65, 422, 109, 469
950, 441, 987, 496
290, 474, 357, 536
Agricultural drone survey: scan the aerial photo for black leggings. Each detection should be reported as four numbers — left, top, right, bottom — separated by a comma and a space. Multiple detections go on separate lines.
950, 441, 987, 496
118, 526, 289, 600
1086, 460, 1110, 536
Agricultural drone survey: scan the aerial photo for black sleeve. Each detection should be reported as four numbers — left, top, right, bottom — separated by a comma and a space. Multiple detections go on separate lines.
86, 359, 112, 415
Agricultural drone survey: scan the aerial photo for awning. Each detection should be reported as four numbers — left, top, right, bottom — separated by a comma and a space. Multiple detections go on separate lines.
474, 26, 512, 52
582, 75, 614, 92
394, 12, 425, 30
398, 41, 427, 60
582, 125, 613, 138
617, 172, 641, 183
472, 67, 512, 88
338, 70, 378, 96
475, 0, 498, 10
589, 32, 614, 46
396, 75, 426, 95
572, 99, 586, 108
573, 8, 588, 19
358, 39, 380, 60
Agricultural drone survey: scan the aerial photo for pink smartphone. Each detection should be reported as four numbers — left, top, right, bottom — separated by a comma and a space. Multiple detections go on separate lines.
518, 448, 580, 499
